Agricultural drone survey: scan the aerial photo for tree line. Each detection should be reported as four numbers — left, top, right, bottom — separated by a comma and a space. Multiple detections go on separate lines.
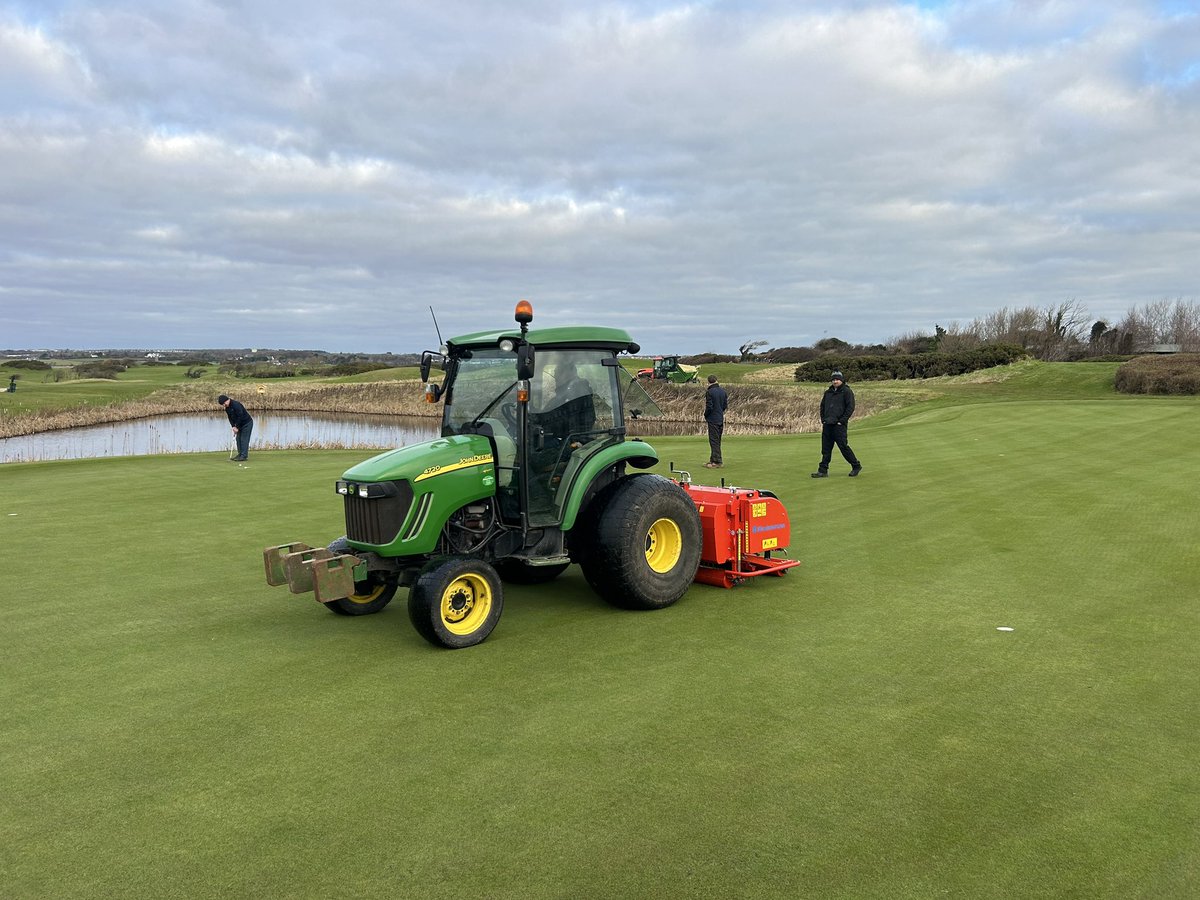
686, 298, 1200, 365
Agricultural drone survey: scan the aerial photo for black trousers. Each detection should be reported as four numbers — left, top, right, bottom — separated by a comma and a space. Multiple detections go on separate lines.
235, 421, 253, 459
818, 423, 859, 471
707, 422, 724, 464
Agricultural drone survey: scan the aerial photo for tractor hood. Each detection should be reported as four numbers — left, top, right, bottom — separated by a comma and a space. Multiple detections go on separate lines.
342, 434, 496, 487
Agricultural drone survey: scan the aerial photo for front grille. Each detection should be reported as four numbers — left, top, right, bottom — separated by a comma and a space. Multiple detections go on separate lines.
344, 480, 414, 545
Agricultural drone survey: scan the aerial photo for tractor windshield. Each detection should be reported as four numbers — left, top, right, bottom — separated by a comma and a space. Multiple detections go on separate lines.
443, 348, 518, 436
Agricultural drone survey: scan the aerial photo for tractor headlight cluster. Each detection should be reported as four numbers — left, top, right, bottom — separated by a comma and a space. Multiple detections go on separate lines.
335, 480, 390, 499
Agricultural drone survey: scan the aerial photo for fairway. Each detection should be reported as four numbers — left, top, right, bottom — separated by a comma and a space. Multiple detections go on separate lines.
3, 397, 1198, 897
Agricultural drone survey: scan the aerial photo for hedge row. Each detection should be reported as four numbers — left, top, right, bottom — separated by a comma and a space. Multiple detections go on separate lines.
795, 345, 1028, 382
1114, 354, 1200, 395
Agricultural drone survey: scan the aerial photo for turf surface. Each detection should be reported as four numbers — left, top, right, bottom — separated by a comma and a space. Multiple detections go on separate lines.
3, 390, 1198, 898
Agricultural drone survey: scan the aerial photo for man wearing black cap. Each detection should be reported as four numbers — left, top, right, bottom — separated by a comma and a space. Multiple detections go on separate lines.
703, 374, 728, 468
218, 395, 254, 461
812, 371, 861, 478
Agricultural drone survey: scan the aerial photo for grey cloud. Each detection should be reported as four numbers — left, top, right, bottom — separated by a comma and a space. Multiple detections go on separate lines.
1, 1, 1198, 351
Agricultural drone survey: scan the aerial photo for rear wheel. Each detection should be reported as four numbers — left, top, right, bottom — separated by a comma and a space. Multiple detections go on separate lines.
579, 475, 702, 610
408, 557, 504, 648
323, 536, 396, 616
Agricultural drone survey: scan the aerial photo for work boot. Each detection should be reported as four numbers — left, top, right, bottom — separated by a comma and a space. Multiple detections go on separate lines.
810, 471, 828, 478
849, 465, 862, 477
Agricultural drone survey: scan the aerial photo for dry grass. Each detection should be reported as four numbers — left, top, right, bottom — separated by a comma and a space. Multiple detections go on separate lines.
631, 381, 898, 435
0, 382, 436, 439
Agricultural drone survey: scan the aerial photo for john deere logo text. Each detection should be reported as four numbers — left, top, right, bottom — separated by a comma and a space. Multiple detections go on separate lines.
415, 454, 494, 482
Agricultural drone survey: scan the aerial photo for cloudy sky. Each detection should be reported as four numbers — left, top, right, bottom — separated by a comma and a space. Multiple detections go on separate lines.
2, 0, 1198, 353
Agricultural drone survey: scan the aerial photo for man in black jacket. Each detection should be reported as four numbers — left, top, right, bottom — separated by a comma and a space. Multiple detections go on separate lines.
218, 394, 254, 461
704, 374, 729, 468
812, 372, 861, 478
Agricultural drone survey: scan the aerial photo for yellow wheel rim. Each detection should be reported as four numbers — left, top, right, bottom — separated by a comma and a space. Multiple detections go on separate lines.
645, 517, 683, 574
346, 582, 386, 607
440, 573, 493, 635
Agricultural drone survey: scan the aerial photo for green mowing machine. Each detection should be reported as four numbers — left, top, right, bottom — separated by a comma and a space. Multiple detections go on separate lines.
635, 354, 700, 383
264, 300, 799, 648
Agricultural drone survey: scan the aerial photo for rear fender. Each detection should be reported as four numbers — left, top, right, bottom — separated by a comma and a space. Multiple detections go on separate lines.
557, 441, 658, 530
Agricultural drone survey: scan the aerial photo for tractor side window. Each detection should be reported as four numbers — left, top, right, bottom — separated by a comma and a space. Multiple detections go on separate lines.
526, 350, 619, 525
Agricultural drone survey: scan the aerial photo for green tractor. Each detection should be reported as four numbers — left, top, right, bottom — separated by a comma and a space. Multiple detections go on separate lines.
635, 355, 700, 384
264, 301, 703, 648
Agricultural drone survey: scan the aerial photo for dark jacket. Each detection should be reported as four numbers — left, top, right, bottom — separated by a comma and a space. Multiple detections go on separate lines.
224, 399, 253, 429
820, 383, 855, 425
704, 383, 728, 425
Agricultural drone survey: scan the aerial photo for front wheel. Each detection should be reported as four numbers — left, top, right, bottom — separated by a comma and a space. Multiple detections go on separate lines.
580, 475, 702, 610
324, 535, 397, 616
408, 557, 504, 648
324, 580, 398, 616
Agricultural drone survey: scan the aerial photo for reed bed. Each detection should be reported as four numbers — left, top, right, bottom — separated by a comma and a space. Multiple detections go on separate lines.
0, 381, 434, 439
631, 381, 897, 435
0, 378, 898, 439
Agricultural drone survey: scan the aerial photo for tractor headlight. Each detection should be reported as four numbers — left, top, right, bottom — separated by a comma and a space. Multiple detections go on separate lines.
335, 481, 398, 499
498, 338, 516, 353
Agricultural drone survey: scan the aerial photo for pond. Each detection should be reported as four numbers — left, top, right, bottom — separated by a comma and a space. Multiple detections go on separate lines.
0, 412, 710, 464
0, 412, 440, 464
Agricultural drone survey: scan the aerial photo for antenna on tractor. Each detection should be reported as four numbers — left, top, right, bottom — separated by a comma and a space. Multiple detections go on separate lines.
429, 306, 444, 346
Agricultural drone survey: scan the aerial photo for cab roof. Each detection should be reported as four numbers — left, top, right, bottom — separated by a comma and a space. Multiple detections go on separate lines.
448, 324, 638, 353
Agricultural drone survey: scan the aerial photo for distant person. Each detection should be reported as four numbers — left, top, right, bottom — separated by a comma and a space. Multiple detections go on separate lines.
218, 394, 254, 461
812, 371, 861, 478
704, 374, 728, 469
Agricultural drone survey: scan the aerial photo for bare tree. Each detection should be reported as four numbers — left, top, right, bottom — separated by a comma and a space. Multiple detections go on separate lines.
739, 340, 769, 361
1036, 300, 1090, 361
1117, 298, 1200, 351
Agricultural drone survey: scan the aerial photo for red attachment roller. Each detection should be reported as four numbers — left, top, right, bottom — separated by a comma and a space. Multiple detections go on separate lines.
676, 476, 802, 588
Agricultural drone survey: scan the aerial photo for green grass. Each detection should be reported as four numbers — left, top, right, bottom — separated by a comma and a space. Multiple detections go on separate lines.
3, 373, 1199, 898
0, 362, 211, 415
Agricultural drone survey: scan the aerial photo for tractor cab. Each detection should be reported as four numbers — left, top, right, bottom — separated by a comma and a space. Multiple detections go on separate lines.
422, 301, 662, 528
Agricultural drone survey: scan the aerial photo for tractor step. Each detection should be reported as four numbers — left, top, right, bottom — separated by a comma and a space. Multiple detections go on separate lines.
263, 542, 365, 603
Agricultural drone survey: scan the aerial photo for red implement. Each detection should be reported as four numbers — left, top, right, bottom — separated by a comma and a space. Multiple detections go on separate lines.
679, 481, 802, 588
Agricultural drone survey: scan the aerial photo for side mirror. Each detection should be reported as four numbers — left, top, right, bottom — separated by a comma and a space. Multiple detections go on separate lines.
420, 350, 445, 383
517, 344, 535, 381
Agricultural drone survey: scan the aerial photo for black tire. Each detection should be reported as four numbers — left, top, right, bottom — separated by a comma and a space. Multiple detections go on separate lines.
322, 536, 398, 616
495, 559, 570, 584
579, 474, 702, 610
408, 557, 504, 648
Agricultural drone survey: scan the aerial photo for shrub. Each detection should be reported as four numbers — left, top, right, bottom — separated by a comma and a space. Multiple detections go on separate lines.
681, 353, 738, 365
5, 359, 52, 371
795, 345, 1028, 382
1114, 354, 1200, 395
73, 360, 128, 379
767, 347, 819, 364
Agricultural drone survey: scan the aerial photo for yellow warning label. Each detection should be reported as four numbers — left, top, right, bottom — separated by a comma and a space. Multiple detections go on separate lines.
761, 538, 779, 549
751, 502, 767, 518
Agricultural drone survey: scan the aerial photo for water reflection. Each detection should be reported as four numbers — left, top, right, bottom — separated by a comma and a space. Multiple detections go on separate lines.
0, 411, 727, 464
0, 412, 439, 464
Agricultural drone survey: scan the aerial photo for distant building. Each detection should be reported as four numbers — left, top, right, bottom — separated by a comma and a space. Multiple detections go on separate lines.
1148, 344, 1182, 354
